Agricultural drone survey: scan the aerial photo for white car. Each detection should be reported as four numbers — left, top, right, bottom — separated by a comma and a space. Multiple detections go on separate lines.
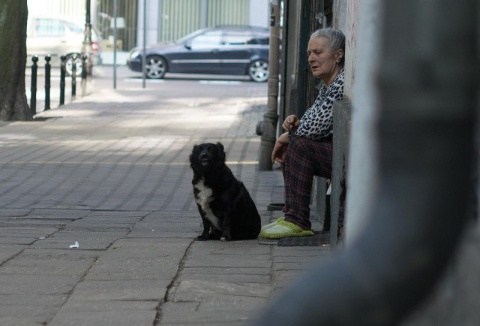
27, 16, 102, 75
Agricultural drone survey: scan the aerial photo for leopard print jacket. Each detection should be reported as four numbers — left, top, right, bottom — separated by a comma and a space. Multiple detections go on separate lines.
294, 68, 344, 141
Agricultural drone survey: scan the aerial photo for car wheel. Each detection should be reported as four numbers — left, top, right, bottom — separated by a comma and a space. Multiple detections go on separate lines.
248, 60, 269, 82
65, 54, 83, 76
145, 55, 167, 79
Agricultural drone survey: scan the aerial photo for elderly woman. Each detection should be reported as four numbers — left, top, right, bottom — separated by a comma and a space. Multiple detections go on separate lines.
260, 28, 345, 239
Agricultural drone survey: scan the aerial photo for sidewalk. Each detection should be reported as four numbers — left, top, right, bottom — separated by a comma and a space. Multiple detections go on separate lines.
0, 81, 330, 325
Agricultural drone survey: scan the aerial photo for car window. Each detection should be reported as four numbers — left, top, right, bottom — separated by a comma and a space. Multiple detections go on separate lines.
190, 31, 222, 48
35, 18, 65, 37
254, 33, 270, 45
64, 21, 84, 34
177, 29, 204, 44
223, 31, 256, 45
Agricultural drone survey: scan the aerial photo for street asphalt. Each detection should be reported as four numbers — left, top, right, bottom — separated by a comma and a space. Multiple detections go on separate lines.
0, 75, 331, 325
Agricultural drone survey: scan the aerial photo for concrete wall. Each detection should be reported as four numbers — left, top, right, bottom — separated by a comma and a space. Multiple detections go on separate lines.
249, 0, 269, 28
136, 0, 160, 47
28, 0, 86, 20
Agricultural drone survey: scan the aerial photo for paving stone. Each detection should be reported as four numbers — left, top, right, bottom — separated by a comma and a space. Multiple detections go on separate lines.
0, 303, 60, 321
188, 240, 272, 255
179, 266, 271, 277
68, 279, 170, 301
0, 293, 67, 307
128, 222, 199, 238
160, 302, 255, 325
0, 249, 97, 276
48, 310, 156, 326
0, 316, 53, 326
85, 247, 186, 281
0, 208, 31, 217
30, 230, 128, 250
0, 226, 59, 239
177, 271, 271, 284
170, 279, 271, 302
56, 300, 158, 313
0, 237, 38, 245
184, 254, 271, 269
0, 245, 27, 262
0, 274, 79, 295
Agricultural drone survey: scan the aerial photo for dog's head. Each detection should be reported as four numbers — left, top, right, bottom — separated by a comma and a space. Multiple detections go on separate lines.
189, 142, 226, 172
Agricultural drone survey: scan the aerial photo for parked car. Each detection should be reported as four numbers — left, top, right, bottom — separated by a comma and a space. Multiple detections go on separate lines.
127, 25, 269, 82
27, 16, 103, 75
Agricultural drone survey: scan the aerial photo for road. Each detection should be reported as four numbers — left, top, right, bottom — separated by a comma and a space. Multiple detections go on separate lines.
25, 65, 266, 114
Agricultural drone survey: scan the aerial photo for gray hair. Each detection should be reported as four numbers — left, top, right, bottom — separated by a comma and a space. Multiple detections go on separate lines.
311, 28, 345, 65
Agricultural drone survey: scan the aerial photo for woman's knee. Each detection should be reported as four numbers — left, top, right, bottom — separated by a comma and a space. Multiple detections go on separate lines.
285, 136, 314, 168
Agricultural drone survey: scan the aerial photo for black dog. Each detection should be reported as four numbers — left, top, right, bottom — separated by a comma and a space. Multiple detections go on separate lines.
189, 142, 261, 241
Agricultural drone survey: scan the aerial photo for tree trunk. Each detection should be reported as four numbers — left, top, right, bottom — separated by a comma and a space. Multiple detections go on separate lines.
0, 0, 32, 121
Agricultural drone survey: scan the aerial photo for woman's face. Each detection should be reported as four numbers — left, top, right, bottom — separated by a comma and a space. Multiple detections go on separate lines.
307, 36, 343, 83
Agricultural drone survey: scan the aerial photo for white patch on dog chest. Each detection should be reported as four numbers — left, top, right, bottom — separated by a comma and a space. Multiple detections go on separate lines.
194, 179, 221, 230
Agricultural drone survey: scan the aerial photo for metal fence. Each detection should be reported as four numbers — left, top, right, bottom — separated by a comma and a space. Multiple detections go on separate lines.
157, 0, 250, 43
95, 0, 250, 49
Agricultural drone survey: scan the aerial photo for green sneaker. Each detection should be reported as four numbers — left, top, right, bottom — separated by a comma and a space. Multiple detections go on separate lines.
260, 217, 286, 232
259, 219, 314, 239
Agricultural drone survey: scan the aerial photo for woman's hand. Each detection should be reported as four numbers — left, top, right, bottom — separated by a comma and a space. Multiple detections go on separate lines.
282, 115, 300, 131
271, 132, 290, 164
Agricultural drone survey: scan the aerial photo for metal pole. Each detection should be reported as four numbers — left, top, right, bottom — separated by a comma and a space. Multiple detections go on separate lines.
258, 0, 280, 171
142, 0, 147, 88
72, 54, 77, 100
30, 56, 38, 116
82, 0, 93, 79
44, 55, 51, 111
60, 56, 66, 106
81, 54, 88, 96
113, 0, 118, 89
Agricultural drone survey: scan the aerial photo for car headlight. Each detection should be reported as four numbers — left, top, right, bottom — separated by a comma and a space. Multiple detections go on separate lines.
129, 50, 141, 60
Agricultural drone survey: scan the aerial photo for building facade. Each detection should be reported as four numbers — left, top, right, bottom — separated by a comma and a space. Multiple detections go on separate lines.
135, 0, 269, 48
28, 0, 269, 52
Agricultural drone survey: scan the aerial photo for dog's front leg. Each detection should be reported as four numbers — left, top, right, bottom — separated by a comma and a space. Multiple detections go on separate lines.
221, 213, 232, 241
197, 209, 211, 241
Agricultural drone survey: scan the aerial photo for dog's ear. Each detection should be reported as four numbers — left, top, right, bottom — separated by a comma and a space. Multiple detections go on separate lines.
216, 142, 226, 162
189, 145, 198, 166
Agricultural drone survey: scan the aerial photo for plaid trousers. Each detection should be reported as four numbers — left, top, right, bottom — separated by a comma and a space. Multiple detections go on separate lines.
283, 135, 333, 230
